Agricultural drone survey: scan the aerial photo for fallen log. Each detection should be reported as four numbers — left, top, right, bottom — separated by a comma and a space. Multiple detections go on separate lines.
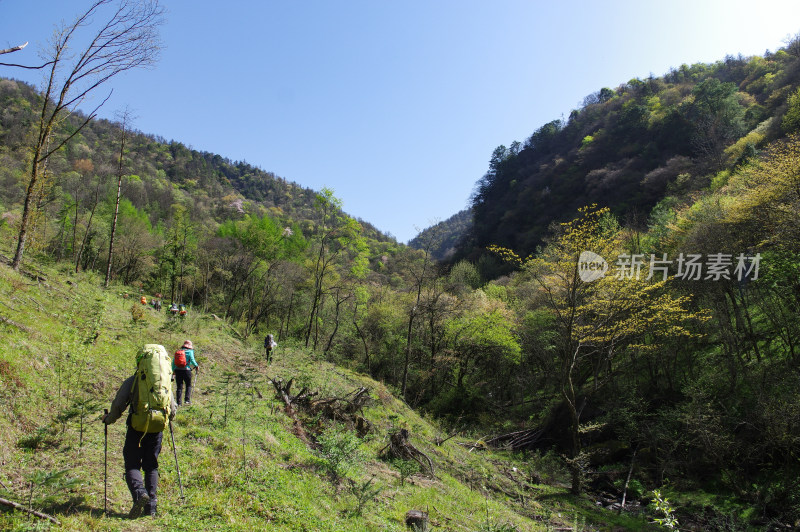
0, 314, 32, 333
485, 428, 544, 451
0, 497, 60, 525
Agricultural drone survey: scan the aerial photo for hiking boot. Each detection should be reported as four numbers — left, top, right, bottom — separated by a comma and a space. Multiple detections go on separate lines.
144, 500, 157, 517
129, 491, 150, 518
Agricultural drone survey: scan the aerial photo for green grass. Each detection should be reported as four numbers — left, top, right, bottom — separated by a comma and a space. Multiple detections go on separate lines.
0, 254, 663, 531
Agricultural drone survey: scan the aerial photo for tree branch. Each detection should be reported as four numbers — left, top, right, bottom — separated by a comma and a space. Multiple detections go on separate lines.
0, 60, 55, 70
0, 42, 28, 55
0, 497, 61, 525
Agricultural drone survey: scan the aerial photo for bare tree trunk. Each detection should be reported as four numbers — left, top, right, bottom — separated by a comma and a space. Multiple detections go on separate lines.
561, 343, 583, 495
305, 243, 326, 348
71, 180, 82, 262
105, 111, 131, 287
75, 183, 100, 272
282, 291, 295, 341
178, 227, 187, 304
353, 320, 370, 373
12, 144, 46, 270
401, 306, 415, 398
324, 291, 349, 355
313, 293, 325, 350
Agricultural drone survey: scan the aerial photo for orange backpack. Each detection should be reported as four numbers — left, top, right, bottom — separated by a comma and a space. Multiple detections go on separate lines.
174, 349, 187, 368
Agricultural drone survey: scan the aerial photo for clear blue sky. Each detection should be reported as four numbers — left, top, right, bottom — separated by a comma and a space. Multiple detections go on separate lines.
2, 1, 800, 242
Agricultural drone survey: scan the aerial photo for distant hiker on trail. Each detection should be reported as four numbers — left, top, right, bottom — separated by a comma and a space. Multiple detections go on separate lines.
140, 295, 147, 305
179, 304, 187, 318
154, 299, 161, 312
173, 340, 199, 406
102, 344, 176, 518
169, 302, 179, 316
264, 334, 277, 363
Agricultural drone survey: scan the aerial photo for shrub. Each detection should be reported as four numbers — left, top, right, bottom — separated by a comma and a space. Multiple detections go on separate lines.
316, 423, 364, 482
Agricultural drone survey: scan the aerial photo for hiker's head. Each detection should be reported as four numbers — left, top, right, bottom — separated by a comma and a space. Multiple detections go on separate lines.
182, 340, 193, 349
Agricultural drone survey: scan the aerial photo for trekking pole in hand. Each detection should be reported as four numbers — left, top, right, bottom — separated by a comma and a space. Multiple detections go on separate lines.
103, 409, 108, 515
168, 420, 185, 502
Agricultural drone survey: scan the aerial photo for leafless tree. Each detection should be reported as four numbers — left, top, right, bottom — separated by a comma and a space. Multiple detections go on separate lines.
105, 107, 136, 286
7, 0, 164, 271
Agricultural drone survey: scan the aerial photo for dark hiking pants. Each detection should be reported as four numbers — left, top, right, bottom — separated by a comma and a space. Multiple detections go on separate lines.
123, 425, 163, 515
175, 368, 193, 405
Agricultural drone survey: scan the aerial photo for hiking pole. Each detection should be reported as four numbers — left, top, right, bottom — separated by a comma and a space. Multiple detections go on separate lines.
168, 420, 185, 502
103, 409, 108, 515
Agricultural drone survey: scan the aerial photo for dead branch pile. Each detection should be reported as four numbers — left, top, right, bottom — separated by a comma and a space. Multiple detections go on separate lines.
484, 428, 544, 451
0, 497, 60, 525
379, 429, 434, 477
312, 386, 372, 435
271, 377, 318, 445
271, 378, 373, 437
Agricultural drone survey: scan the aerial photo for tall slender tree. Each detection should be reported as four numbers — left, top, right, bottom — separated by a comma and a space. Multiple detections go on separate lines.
400, 227, 440, 399
304, 188, 366, 349
105, 107, 135, 286
6, 0, 164, 271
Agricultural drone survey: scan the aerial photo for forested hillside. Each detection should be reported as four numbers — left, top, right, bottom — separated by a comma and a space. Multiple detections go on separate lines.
453, 39, 800, 281
0, 76, 393, 252
3, 32, 800, 530
408, 209, 472, 261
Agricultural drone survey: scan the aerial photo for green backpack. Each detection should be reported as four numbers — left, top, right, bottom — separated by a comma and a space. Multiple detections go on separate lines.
130, 344, 173, 434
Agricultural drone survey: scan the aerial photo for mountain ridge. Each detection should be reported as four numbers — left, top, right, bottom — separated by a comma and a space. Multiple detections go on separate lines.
409, 45, 800, 277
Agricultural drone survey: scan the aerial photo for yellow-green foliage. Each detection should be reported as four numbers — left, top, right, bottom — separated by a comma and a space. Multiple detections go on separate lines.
710, 169, 731, 191
724, 129, 765, 164
782, 87, 800, 133
514, 205, 707, 351
722, 134, 800, 248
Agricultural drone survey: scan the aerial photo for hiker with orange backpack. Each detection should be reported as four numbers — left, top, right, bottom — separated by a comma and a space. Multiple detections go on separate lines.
173, 340, 199, 406
102, 345, 177, 518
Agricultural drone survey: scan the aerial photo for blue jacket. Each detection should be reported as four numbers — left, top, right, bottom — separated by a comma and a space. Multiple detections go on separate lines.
173, 348, 198, 371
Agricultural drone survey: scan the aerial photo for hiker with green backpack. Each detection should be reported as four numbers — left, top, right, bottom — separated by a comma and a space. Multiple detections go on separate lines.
103, 344, 177, 518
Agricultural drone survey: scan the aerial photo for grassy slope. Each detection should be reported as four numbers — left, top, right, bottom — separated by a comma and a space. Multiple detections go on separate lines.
0, 245, 656, 532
